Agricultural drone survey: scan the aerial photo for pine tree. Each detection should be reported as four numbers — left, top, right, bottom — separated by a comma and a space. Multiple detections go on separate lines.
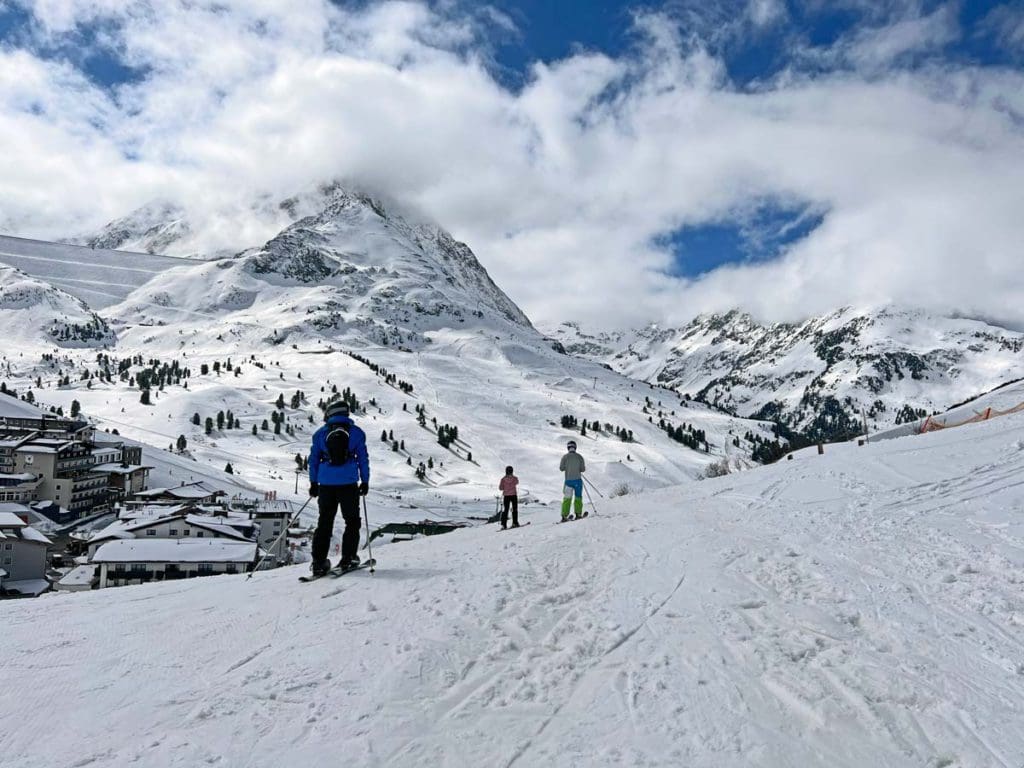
140, 390, 151, 405
176, 435, 187, 452
70, 400, 81, 417
192, 413, 201, 426
252, 424, 258, 436
205, 417, 214, 435
225, 463, 234, 474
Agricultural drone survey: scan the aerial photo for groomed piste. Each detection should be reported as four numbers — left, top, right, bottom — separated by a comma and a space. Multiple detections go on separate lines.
3, 409, 1024, 767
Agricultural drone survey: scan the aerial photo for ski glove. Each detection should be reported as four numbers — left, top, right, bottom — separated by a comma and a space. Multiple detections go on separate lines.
309, 482, 319, 497
358, 482, 369, 496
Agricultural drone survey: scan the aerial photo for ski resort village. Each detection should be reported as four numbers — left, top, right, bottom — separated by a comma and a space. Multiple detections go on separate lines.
2, 1, 1024, 766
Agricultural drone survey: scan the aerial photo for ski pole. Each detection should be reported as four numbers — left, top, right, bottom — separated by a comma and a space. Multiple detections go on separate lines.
583, 476, 604, 498
362, 496, 375, 574
248, 496, 312, 579
583, 482, 599, 517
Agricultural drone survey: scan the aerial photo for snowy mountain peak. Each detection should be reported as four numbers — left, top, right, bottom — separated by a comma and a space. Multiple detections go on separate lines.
226, 186, 532, 339
80, 200, 191, 255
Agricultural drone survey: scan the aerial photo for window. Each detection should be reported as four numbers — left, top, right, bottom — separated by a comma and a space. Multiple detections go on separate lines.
146, 529, 156, 536
198, 563, 213, 574
3, 542, 11, 550
169, 529, 178, 536
2, 556, 11, 565
114, 564, 125, 572
196, 531, 204, 538
225, 564, 238, 574
183, 529, 190, 536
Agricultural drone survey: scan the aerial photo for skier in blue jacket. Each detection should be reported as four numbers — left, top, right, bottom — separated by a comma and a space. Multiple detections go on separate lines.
308, 399, 370, 576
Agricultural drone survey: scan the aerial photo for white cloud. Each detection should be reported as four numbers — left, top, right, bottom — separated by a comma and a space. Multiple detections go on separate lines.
748, 0, 787, 29
1, 0, 1022, 332
843, 3, 960, 71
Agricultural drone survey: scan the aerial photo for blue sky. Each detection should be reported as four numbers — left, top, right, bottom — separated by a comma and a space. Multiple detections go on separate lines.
0, 1, 1022, 326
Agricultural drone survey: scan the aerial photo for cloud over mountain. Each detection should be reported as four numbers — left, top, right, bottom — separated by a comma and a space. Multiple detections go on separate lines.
1, 1, 1022, 329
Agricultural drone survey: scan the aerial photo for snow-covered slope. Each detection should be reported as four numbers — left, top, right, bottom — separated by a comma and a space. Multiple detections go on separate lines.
1, 186, 770, 523
0, 265, 115, 348
550, 307, 1024, 441
4, 405, 1023, 767
0, 234, 184, 309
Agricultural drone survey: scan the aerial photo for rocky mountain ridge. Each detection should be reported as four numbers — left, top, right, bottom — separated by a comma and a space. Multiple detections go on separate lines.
548, 307, 1024, 441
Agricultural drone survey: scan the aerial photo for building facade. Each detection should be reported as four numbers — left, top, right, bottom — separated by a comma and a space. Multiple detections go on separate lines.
92, 539, 258, 588
0, 506, 52, 598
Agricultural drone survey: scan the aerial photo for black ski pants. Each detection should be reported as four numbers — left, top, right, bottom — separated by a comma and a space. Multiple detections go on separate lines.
312, 484, 361, 565
501, 495, 519, 527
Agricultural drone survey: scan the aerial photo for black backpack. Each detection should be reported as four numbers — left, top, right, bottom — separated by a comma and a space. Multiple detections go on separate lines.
325, 425, 353, 465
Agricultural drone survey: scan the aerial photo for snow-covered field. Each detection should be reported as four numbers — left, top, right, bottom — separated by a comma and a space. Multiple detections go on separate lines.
3, 404, 1023, 767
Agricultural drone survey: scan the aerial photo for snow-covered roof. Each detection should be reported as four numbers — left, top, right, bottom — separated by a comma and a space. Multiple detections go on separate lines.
58, 565, 98, 587
1, 578, 50, 596
120, 503, 190, 520
0, 511, 28, 528
183, 518, 252, 541
86, 521, 136, 544
20, 526, 52, 545
133, 482, 222, 500
93, 463, 152, 474
0, 472, 38, 482
14, 443, 64, 454
92, 539, 257, 564
0, 396, 45, 419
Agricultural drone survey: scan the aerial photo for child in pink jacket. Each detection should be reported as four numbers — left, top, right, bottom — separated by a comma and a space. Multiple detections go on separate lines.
498, 466, 519, 529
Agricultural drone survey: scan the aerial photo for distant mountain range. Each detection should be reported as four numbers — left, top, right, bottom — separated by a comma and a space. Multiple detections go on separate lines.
547, 308, 1024, 442
3, 183, 1021, 495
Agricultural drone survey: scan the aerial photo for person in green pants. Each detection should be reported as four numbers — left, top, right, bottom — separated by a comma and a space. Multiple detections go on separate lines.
559, 440, 586, 520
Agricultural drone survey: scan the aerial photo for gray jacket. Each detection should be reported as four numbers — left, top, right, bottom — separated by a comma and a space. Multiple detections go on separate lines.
559, 452, 585, 480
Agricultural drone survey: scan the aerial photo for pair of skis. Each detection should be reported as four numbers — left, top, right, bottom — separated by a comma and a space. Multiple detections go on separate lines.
298, 558, 377, 583
497, 521, 531, 532
558, 511, 589, 523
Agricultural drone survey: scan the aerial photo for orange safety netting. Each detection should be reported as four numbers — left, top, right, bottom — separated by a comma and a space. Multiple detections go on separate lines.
919, 401, 1024, 433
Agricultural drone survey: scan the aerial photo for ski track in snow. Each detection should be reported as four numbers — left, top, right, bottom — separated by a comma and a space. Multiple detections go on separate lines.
3, 416, 1024, 767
